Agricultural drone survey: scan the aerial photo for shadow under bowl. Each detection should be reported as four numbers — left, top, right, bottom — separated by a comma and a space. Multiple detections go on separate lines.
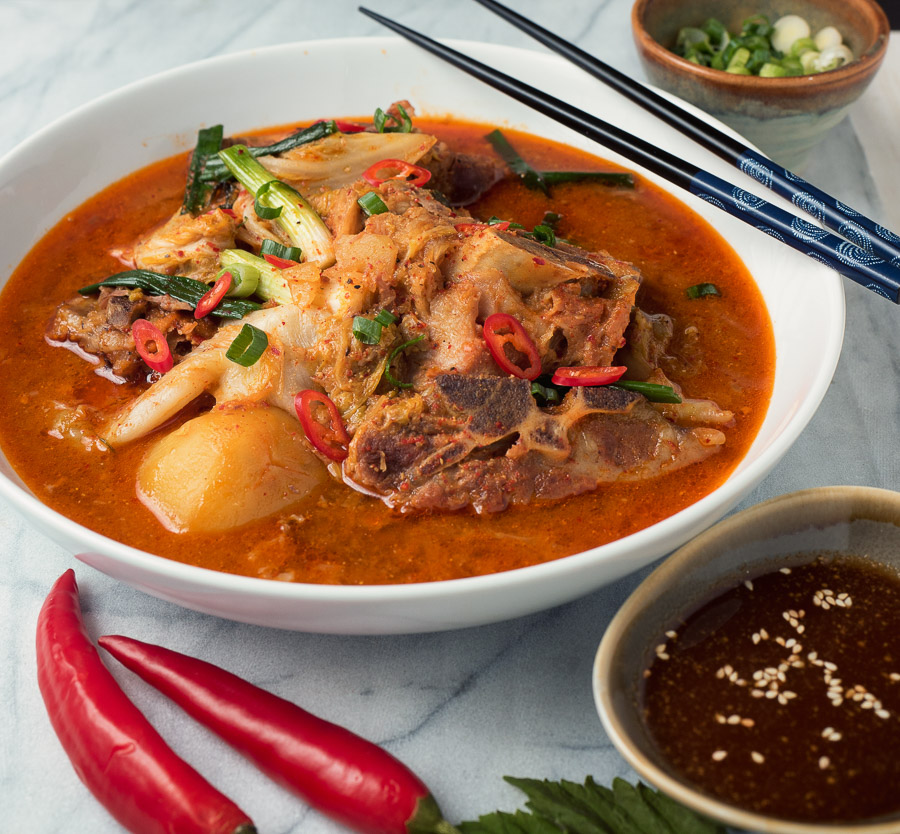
594, 485, 900, 833
632, 0, 890, 169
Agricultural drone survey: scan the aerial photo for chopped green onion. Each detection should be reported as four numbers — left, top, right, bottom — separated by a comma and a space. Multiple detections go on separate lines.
541, 171, 635, 188
530, 379, 562, 405
352, 316, 383, 345
260, 239, 302, 262
358, 191, 389, 216
215, 264, 260, 298
485, 129, 549, 196
541, 211, 562, 230
253, 182, 283, 219
219, 249, 291, 305
530, 224, 557, 247
218, 145, 334, 267
199, 121, 338, 184
374, 309, 399, 326
383, 335, 424, 389
182, 124, 223, 215
373, 104, 413, 134
225, 323, 268, 367
685, 282, 721, 299
611, 380, 682, 404
78, 270, 260, 319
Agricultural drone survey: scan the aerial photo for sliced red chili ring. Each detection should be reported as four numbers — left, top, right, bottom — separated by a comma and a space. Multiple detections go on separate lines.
294, 389, 350, 462
315, 118, 366, 134
131, 318, 173, 374
362, 158, 432, 188
551, 365, 628, 386
263, 252, 298, 270
194, 271, 233, 319
482, 312, 542, 381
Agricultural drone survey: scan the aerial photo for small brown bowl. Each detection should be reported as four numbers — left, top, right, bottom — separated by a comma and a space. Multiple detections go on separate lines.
594, 486, 900, 833
632, 0, 889, 169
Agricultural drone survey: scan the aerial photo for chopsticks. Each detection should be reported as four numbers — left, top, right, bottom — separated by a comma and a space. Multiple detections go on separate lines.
471, 0, 900, 269
358, 6, 900, 304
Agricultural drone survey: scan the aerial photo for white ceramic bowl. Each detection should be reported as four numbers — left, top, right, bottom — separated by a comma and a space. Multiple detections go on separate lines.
0, 38, 844, 634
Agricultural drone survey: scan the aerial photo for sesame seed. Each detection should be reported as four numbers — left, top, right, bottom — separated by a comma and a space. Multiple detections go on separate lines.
877, 709, 891, 720
824, 661, 838, 671
741, 718, 755, 728
666, 630, 678, 639
727, 714, 741, 724
797, 624, 806, 634
760, 629, 769, 640
780, 567, 792, 574
890, 673, 900, 681
657, 652, 669, 660
656, 644, 667, 654
819, 756, 830, 770
766, 690, 779, 699
751, 689, 765, 698
715, 713, 726, 724
752, 633, 761, 644
744, 579, 754, 591
821, 727, 834, 737
712, 750, 728, 761
751, 751, 765, 763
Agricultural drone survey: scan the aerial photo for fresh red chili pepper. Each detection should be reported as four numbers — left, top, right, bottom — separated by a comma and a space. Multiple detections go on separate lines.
194, 271, 233, 319
295, 389, 350, 461
482, 312, 542, 381
454, 221, 509, 234
131, 318, 174, 374
315, 118, 367, 133
263, 252, 298, 269
98, 635, 452, 834
362, 158, 432, 188
551, 365, 628, 386
36, 571, 255, 834
220, 207, 238, 219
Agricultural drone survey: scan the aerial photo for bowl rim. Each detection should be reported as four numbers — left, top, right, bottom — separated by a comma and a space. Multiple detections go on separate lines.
631, 0, 890, 93
0, 36, 845, 626
593, 484, 900, 833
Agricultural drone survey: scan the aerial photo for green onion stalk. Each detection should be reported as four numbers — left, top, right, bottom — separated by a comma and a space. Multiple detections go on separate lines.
218, 145, 335, 268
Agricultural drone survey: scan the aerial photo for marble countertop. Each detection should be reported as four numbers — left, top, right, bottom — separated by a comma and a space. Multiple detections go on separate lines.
1, 1, 898, 831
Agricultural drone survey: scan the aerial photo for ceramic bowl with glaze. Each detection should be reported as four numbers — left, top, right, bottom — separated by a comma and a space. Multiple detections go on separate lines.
632, 0, 890, 170
0, 38, 845, 634
594, 485, 900, 833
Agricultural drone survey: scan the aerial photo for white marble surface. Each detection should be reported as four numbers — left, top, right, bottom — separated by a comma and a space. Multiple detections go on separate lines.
1, 1, 898, 831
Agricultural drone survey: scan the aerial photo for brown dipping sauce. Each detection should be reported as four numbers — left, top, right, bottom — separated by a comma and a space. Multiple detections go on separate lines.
642, 557, 900, 823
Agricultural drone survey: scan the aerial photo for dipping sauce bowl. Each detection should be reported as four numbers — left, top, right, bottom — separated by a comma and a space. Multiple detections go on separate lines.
594, 485, 900, 833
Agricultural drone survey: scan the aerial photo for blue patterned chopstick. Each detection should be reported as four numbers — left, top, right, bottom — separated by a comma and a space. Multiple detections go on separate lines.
359, 6, 900, 302
470, 0, 900, 285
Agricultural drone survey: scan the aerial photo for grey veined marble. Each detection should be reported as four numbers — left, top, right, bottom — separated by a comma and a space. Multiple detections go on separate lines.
1, 1, 897, 831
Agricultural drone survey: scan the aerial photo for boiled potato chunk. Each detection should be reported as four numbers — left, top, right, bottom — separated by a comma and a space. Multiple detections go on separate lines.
138, 404, 324, 533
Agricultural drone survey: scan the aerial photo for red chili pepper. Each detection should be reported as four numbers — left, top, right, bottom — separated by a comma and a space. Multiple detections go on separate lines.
482, 313, 542, 381
194, 271, 232, 319
454, 221, 509, 234
263, 252, 298, 269
362, 158, 432, 188
220, 207, 238, 219
551, 365, 628, 386
316, 118, 367, 134
295, 389, 351, 461
131, 318, 174, 374
36, 571, 255, 834
98, 635, 450, 834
